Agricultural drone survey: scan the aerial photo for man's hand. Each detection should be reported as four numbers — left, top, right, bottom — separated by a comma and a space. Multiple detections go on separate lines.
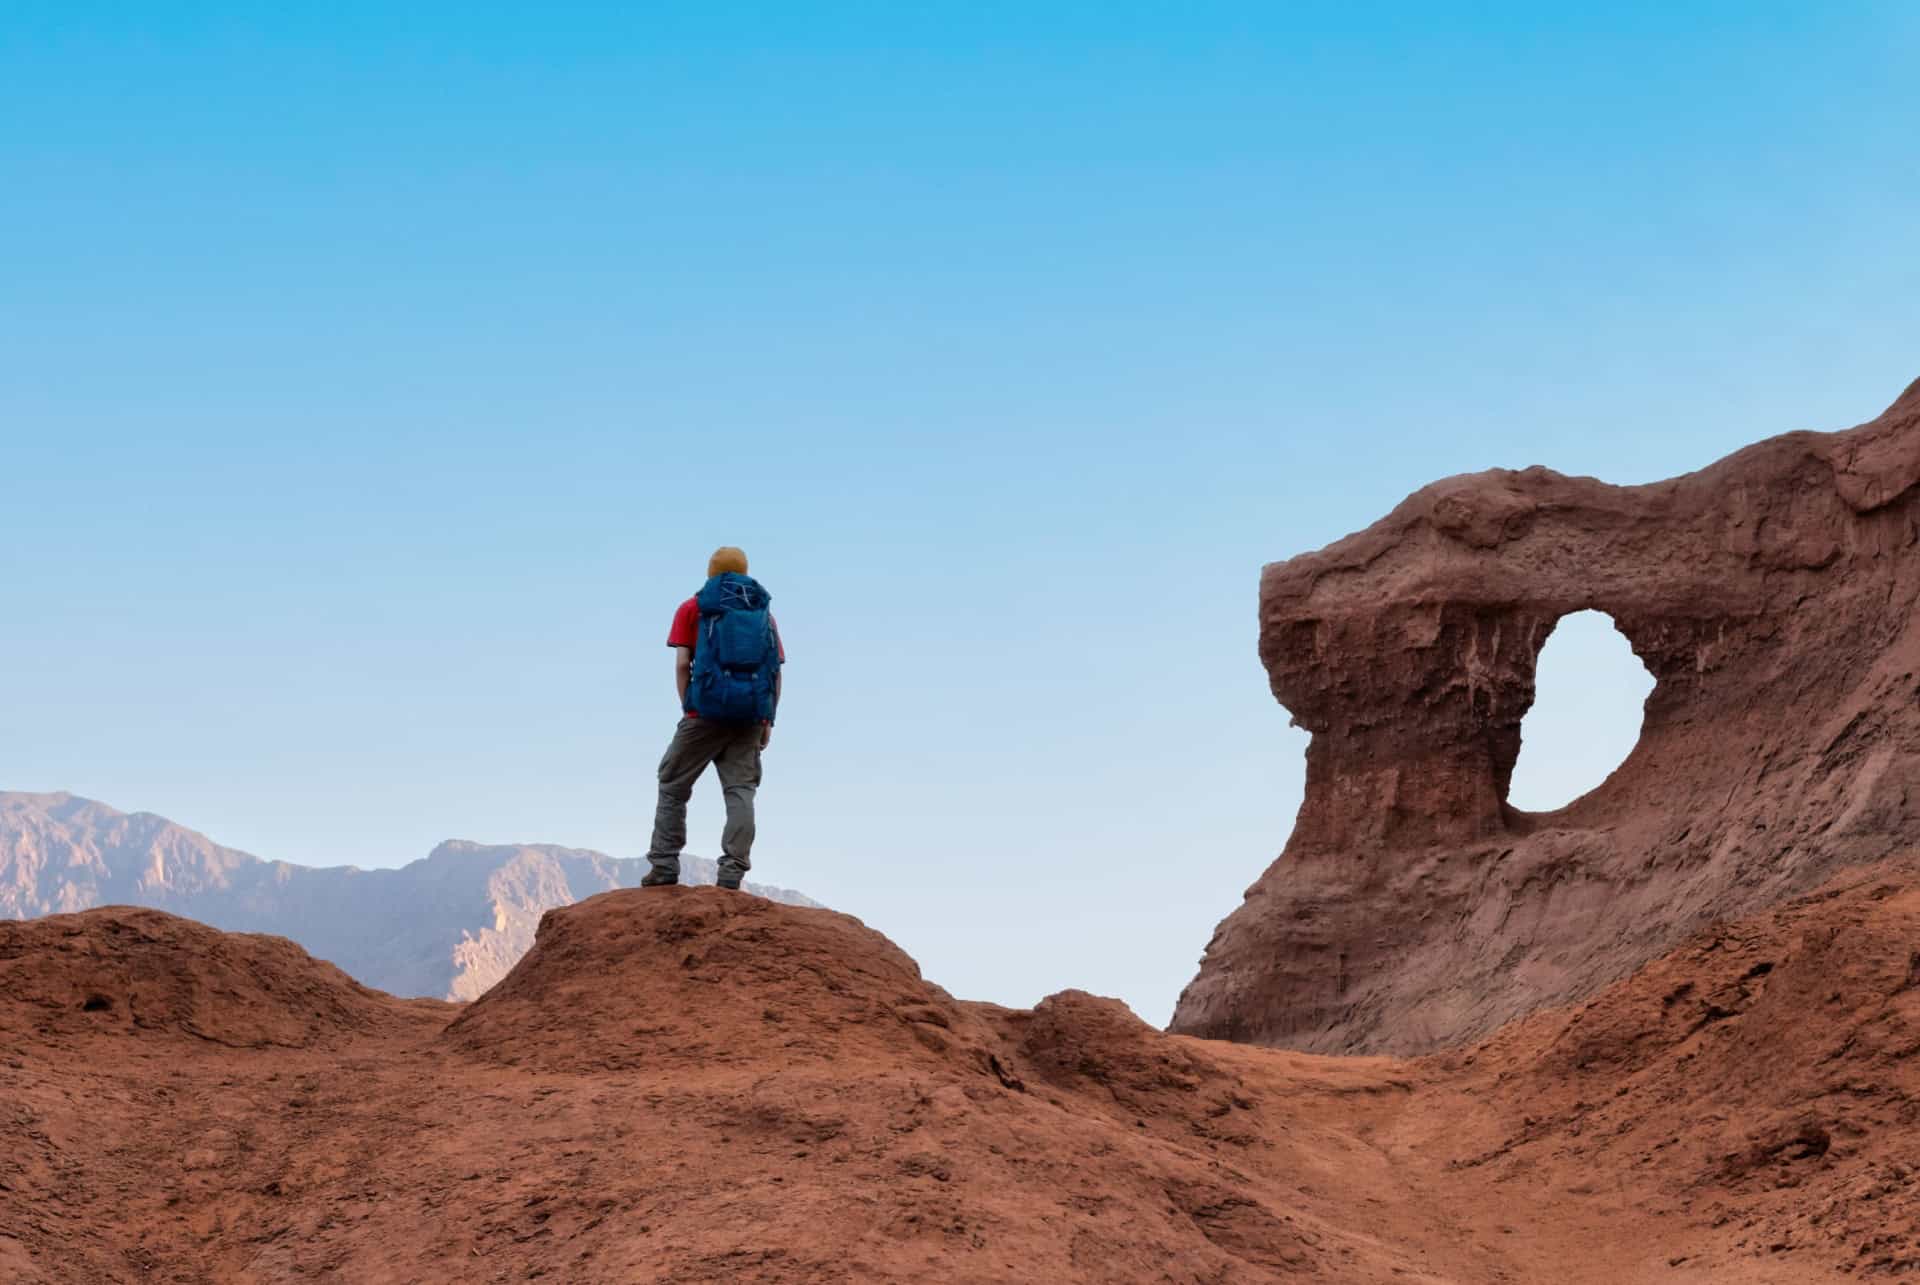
760, 723, 773, 750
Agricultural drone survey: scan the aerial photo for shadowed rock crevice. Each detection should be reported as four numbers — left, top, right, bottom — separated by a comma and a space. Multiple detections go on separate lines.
1172, 376, 1920, 1054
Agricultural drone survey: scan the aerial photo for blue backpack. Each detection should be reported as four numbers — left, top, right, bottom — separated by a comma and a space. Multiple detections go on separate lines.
686, 573, 781, 724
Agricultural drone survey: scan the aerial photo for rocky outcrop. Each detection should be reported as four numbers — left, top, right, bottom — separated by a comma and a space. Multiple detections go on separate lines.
0, 907, 420, 1049
9, 874, 1920, 1280
0, 791, 818, 1000
1171, 376, 1920, 1054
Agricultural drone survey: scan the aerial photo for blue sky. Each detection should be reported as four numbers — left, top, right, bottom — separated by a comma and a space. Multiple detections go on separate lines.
3, 3, 1916, 1024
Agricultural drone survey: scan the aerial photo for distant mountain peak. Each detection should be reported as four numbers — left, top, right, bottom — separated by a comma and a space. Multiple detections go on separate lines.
0, 790, 819, 1000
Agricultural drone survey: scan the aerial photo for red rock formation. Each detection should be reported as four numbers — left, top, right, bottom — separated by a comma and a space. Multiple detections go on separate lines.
7, 878, 1920, 1280
1171, 377, 1920, 1054
0, 906, 416, 1050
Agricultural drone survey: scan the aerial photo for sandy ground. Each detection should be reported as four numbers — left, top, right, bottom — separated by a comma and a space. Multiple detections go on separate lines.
3, 870, 1916, 1282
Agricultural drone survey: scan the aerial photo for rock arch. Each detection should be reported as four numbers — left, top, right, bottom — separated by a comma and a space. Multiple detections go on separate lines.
1171, 377, 1920, 1053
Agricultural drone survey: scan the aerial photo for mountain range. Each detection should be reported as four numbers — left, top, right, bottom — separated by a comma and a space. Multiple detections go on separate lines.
0, 790, 817, 1000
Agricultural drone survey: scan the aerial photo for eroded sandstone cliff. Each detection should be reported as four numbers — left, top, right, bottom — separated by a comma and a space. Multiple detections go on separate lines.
1171, 376, 1920, 1054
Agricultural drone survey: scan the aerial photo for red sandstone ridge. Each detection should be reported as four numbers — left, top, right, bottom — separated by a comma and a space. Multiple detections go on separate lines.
4, 880, 1918, 1280
1170, 376, 1920, 1055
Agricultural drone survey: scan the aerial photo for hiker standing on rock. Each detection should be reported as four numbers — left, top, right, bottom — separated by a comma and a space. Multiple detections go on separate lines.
642, 546, 784, 891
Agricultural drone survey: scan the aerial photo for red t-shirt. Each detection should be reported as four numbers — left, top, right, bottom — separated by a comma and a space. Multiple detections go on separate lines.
669, 598, 784, 719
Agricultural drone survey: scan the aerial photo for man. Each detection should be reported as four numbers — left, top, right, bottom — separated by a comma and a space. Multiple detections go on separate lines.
642, 546, 783, 891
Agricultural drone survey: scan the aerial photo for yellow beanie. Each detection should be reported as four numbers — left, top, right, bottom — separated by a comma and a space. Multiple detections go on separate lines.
707, 546, 749, 577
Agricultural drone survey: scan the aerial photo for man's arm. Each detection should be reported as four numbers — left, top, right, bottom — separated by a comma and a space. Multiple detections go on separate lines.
674, 646, 692, 707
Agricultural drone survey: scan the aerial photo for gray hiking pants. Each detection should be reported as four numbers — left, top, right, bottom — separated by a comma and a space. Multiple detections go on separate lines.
646, 716, 763, 883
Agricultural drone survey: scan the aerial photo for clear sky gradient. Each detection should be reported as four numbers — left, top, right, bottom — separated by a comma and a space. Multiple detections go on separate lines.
4, 3, 1916, 1024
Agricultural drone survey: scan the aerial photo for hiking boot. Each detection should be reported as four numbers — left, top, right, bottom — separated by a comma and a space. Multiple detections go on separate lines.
716, 876, 743, 891
641, 870, 678, 887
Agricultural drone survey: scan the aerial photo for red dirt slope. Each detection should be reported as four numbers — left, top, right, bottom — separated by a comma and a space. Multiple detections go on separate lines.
0, 905, 425, 1050
3, 878, 1918, 1281
1427, 860, 1920, 1277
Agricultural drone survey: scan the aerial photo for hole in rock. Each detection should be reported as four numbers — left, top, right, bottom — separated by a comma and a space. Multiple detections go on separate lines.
1507, 610, 1654, 812
81, 994, 113, 1012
